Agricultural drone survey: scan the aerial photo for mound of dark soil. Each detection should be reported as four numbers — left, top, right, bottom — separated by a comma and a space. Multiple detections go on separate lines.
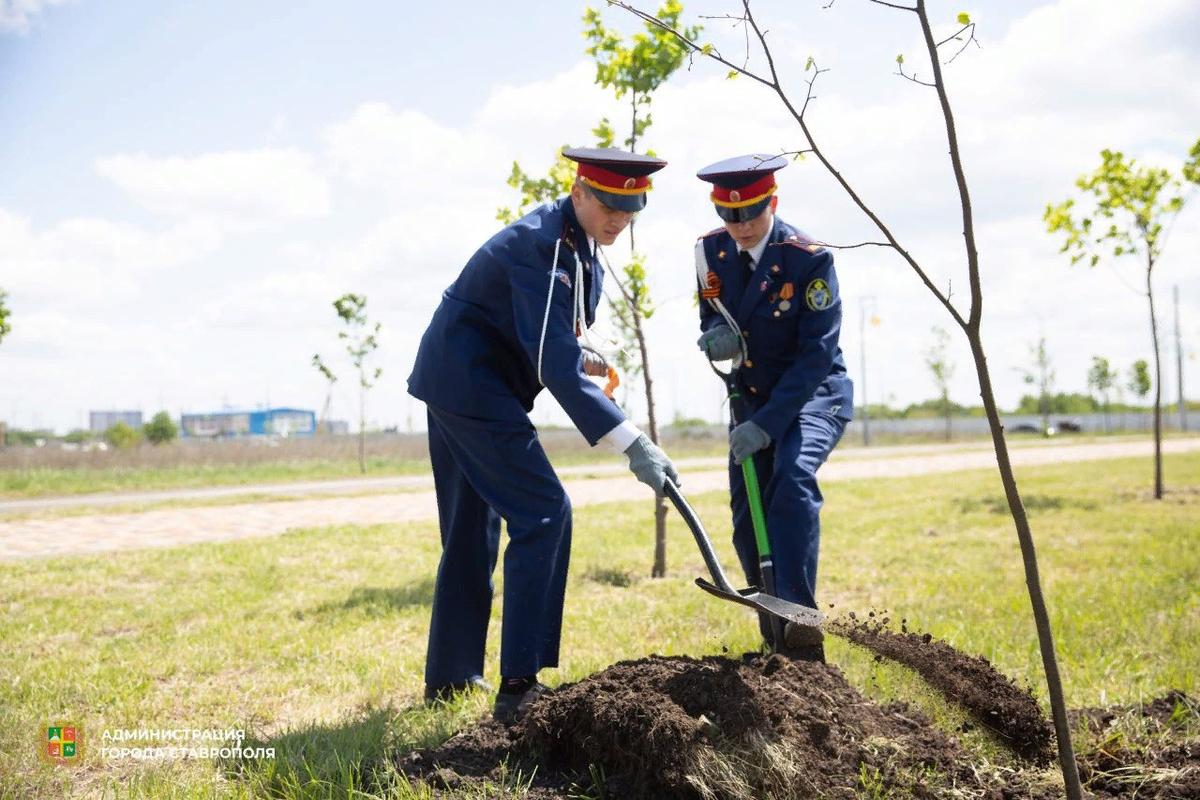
1073, 690, 1200, 800
398, 649, 1196, 799
403, 653, 981, 799
1072, 689, 1198, 733
831, 617, 1054, 762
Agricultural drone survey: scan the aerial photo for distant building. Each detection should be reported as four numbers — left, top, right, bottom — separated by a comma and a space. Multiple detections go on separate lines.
89, 410, 143, 433
180, 407, 316, 439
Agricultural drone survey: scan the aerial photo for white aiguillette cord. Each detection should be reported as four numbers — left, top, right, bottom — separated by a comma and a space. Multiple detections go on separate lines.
536, 232, 586, 386
694, 240, 748, 364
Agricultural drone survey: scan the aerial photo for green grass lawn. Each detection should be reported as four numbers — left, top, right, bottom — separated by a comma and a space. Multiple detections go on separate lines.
0, 456, 430, 499
0, 441, 734, 501
3, 430, 1178, 501
0, 452, 1196, 798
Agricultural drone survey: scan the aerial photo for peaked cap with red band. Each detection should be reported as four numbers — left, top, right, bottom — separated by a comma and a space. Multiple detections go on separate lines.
563, 147, 667, 213
697, 153, 788, 223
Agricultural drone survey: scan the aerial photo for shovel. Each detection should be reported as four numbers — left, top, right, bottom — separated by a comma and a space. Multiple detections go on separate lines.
663, 479, 824, 629
687, 267, 824, 634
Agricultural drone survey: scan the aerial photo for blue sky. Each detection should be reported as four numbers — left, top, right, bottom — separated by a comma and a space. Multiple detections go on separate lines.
1, 1, 592, 217
2, 0, 1198, 433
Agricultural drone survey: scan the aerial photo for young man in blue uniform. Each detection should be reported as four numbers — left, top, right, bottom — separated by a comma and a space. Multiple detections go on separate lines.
693, 154, 853, 662
408, 147, 678, 723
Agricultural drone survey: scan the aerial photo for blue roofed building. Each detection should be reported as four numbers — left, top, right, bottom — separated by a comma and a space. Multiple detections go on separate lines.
180, 408, 316, 439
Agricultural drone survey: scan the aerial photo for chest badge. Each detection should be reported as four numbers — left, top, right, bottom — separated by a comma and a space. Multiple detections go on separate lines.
805, 278, 833, 311
779, 282, 794, 301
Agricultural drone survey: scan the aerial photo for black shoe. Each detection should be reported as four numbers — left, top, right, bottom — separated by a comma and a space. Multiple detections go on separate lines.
779, 622, 825, 663
424, 676, 492, 704
492, 682, 551, 725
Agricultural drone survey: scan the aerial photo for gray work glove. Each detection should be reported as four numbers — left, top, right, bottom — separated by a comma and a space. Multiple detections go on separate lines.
580, 348, 609, 378
696, 325, 741, 361
623, 434, 680, 494
730, 420, 771, 465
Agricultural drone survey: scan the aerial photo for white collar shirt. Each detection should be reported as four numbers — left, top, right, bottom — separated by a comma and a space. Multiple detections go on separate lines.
736, 225, 771, 268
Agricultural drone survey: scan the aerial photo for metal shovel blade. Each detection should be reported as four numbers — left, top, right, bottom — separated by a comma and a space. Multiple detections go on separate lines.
663, 480, 825, 629
694, 578, 825, 628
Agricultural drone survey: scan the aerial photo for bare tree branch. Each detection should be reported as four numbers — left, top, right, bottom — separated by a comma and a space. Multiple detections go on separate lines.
867, 0, 917, 11
934, 22, 971, 48
599, 247, 637, 309
612, 2, 775, 89
613, 0, 969, 329
938, 22, 980, 65
913, 1, 979, 328
814, 240, 897, 250
895, 64, 936, 87
698, 10, 754, 71
776, 148, 816, 160
799, 62, 831, 117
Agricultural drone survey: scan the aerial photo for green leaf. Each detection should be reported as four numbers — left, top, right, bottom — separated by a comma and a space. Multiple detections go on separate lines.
956, 12, 971, 25
805, 55, 815, 71
700, 43, 714, 55
726, 69, 739, 80
895, 53, 904, 65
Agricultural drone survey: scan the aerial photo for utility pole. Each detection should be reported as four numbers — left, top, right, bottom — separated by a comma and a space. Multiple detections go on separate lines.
1176, 285, 1186, 431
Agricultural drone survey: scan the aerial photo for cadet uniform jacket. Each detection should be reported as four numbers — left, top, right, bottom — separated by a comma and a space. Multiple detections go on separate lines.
409, 198, 625, 445
697, 216, 854, 440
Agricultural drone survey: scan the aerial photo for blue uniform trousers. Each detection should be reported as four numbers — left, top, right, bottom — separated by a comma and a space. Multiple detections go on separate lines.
728, 411, 847, 611
424, 406, 572, 688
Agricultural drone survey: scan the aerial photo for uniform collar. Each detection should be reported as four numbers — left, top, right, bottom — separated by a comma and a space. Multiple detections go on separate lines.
735, 217, 773, 265
560, 197, 596, 262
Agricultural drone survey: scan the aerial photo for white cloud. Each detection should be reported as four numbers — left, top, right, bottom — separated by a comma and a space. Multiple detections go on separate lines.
323, 63, 618, 199
0, 209, 222, 308
95, 149, 331, 223
0, 0, 69, 33
584, 0, 1200, 422
4, 0, 1199, 433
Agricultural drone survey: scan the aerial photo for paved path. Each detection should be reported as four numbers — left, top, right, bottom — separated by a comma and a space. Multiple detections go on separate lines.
1, 438, 1195, 561
0, 437, 1154, 514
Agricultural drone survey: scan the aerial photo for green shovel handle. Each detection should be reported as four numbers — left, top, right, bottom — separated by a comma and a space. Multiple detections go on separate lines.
741, 457, 771, 559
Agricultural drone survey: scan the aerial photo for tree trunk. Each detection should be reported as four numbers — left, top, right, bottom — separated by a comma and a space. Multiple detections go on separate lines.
943, 391, 951, 442
913, 3, 1080, 792
966, 327, 1082, 797
632, 305, 668, 578
358, 386, 366, 474
1040, 389, 1050, 436
624, 97, 668, 577
1146, 255, 1163, 499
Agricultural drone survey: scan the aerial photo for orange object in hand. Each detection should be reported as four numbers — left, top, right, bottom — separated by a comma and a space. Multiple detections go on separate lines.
604, 366, 620, 399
